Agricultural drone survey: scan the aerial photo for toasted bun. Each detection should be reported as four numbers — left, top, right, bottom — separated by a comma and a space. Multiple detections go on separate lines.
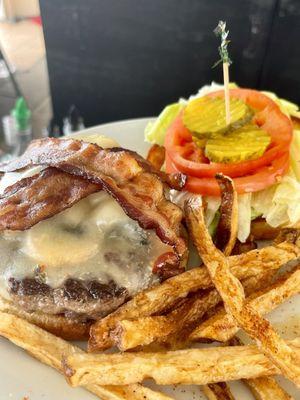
0, 296, 90, 340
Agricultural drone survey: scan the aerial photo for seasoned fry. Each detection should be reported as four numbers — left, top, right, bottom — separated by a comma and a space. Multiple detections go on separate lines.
89, 241, 299, 351
111, 269, 271, 351
147, 144, 166, 171
245, 377, 294, 400
202, 382, 235, 400
112, 290, 220, 351
185, 195, 300, 386
0, 312, 174, 400
189, 265, 300, 342
230, 337, 294, 400
215, 173, 238, 255
63, 339, 300, 387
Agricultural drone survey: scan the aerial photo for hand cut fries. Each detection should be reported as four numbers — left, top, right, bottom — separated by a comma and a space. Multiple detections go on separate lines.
202, 382, 235, 400
112, 290, 220, 351
63, 339, 300, 387
0, 312, 174, 400
185, 178, 300, 386
189, 265, 300, 342
111, 271, 272, 351
89, 241, 299, 351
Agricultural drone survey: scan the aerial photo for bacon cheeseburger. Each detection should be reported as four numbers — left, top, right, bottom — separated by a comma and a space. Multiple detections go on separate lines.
0, 135, 188, 339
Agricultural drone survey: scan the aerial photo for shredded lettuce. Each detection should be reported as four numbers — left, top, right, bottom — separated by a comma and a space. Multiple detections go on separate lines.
145, 103, 184, 145
237, 193, 252, 242
252, 172, 300, 228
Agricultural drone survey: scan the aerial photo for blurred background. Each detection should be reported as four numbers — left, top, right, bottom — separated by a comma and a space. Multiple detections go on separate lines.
0, 0, 299, 147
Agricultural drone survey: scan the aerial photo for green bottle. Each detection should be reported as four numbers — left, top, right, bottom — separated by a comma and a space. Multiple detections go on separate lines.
11, 97, 32, 155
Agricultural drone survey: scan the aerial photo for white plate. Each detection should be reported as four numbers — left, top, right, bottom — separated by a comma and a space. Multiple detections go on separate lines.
0, 118, 299, 400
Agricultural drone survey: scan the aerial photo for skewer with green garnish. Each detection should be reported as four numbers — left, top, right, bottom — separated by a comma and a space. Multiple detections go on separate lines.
213, 20, 232, 126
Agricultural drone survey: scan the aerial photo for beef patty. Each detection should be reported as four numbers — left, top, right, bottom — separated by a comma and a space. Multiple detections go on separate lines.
8, 277, 128, 321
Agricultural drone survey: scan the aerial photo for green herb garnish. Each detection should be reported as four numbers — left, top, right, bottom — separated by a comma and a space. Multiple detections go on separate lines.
213, 20, 232, 68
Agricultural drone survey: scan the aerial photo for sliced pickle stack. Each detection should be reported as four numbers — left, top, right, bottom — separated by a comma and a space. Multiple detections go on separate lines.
183, 96, 253, 138
205, 124, 271, 163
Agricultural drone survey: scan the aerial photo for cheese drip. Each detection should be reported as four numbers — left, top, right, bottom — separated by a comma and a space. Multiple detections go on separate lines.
0, 134, 169, 301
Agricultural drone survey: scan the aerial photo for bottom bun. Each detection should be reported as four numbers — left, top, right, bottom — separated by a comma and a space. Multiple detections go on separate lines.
0, 296, 90, 340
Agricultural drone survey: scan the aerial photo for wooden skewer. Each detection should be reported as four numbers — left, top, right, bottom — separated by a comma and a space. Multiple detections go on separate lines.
223, 62, 231, 125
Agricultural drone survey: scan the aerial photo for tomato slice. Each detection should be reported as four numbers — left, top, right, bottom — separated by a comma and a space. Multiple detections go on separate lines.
165, 88, 293, 181
166, 152, 290, 196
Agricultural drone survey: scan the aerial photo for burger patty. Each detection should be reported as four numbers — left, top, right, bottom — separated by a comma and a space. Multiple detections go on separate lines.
8, 277, 129, 321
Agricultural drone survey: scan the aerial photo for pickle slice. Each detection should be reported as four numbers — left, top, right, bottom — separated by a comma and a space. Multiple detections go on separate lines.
183, 96, 252, 138
205, 125, 271, 163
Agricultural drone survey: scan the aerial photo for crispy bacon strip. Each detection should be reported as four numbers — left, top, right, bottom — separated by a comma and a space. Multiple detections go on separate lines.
215, 174, 238, 256
0, 138, 188, 277
98, 146, 184, 190
0, 167, 100, 231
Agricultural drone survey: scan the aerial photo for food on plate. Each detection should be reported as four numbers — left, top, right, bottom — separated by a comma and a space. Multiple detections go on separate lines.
0, 135, 188, 339
0, 134, 298, 399
145, 83, 300, 243
63, 338, 300, 386
0, 311, 172, 400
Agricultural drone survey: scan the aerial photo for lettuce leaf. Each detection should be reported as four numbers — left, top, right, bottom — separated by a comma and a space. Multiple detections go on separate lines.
144, 103, 184, 145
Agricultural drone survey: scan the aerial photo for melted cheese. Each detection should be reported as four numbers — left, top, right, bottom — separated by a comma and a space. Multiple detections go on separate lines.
0, 134, 168, 301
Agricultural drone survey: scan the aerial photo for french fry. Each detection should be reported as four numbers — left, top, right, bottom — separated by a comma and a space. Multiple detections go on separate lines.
147, 144, 166, 171
185, 191, 300, 387
245, 377, 294, 400
89, 241, 299, 351
230, 337, 294, 400
202, 382, 235, 400
189, 265, 300, 342
111, 269, 271, 351
63, 338, 300, 387
0, 312, 174, 400
214, 170, 238, 256
112, 290, 220, 351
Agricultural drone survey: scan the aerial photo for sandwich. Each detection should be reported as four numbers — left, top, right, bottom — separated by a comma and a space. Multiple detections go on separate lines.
145, 82, 300, 243
0, 134, 188, 339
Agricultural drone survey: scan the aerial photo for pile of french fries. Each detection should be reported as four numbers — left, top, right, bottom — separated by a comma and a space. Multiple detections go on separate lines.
0, 173, 299, 399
